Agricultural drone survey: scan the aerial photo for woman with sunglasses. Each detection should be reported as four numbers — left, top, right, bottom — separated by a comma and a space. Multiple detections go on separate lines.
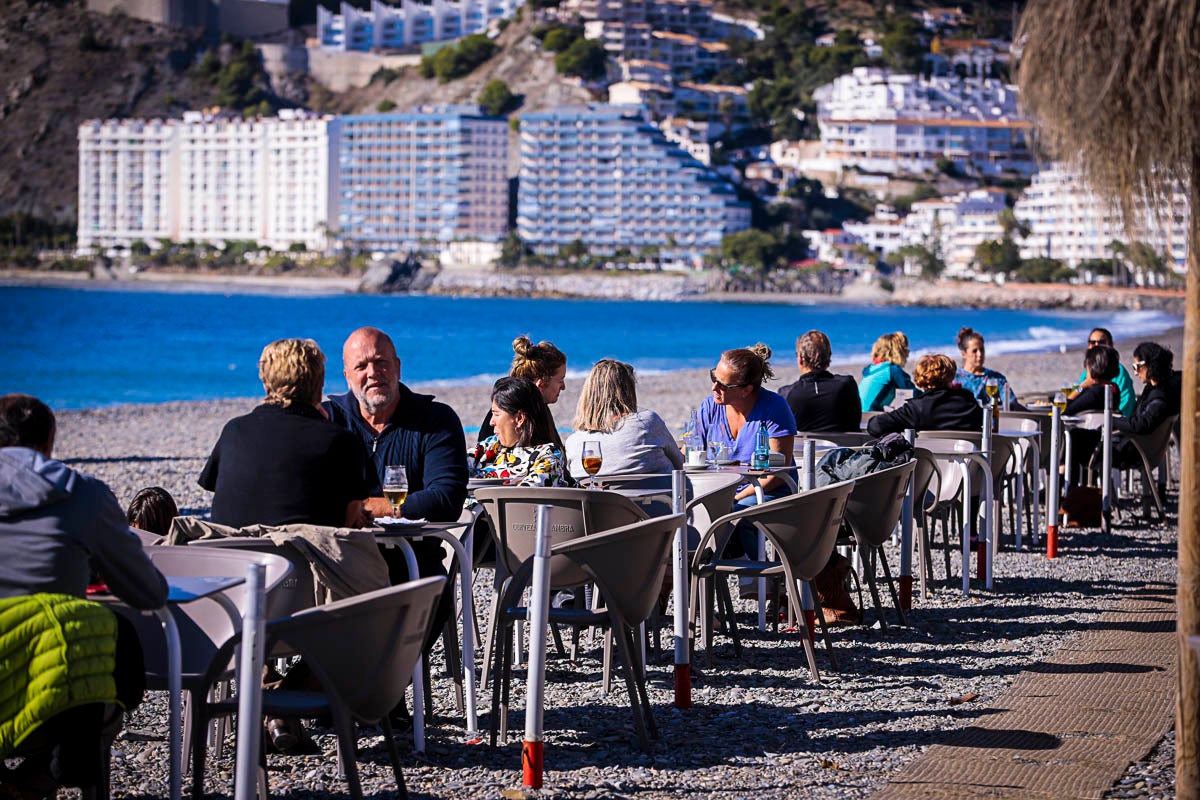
695, 345, 796, 552
1114, 343, 1182, 436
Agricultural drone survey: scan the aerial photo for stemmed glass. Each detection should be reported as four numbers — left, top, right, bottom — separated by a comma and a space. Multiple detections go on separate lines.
984, 377, 1000, 405
1052, 391, 1068, 415
383, 465, 408, 518
581, 440, 603, 488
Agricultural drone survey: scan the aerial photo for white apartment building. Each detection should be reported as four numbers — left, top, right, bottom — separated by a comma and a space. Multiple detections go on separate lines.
517, 104, 750, 260
1014, 164, 1189, 271
78, 118, 177, 251
317, 0, 521, 51
78, 111, 336, 252
334, 106, 509, 251
843, 188, 1008, 274
609, 80, 749, 126
810, 67, 1034, 177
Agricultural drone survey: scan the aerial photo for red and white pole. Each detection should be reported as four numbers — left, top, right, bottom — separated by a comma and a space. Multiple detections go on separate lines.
521, 505, 553, 790
671, 469, 691, 708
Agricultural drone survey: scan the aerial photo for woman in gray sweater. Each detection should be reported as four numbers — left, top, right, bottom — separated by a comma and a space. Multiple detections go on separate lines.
564, 359, 684, 479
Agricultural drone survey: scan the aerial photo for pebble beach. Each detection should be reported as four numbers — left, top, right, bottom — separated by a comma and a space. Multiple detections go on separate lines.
44, 327, 1182, 799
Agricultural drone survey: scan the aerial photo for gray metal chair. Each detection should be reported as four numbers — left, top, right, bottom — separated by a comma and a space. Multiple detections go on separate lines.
490, 514, 685, 752
196, 577, 445, 800
689, 481, 855, 681
1108, 414, 1179, 521
839, 461, 917, 629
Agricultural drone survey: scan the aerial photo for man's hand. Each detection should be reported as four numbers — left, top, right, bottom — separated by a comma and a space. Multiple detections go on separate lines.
364, 496, 393, 518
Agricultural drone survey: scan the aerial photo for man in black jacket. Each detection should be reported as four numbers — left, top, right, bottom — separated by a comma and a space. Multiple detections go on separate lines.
780, 330, 861, 432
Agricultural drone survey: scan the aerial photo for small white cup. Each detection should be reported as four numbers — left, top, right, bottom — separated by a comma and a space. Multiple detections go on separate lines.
687, 448, 707, 467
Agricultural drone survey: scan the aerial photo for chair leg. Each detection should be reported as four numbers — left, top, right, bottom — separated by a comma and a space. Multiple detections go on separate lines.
610, 621, 652, 753
380, 716, 409, 800
877, 545, 907, 627
864, 549, 887, 631
808, 583, 838, 672
189, 690, 209, 800
702, 576, 715, 667
421, 652, 434, 721
788, 579, 820, 682
331, 711, 362, 800
480, 575, 506, 690
715, 576, 742, 658
442, 618, 465, 715
489, 616, 510, 747
602, 629, 614, 695
499, 620, 516, 745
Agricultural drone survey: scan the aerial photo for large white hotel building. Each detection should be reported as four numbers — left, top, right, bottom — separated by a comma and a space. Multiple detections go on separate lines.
78, 107, 508, 253
1014, 164, 1189, 270
517, 104, 750, 260
335, 107, 509, 251
809, 67, 1034, 178
78, 110, 336, 252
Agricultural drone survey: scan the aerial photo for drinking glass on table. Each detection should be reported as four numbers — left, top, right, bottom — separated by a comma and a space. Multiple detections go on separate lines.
1052, 391, 1068, 415
581, 441, 603, 488
383, 465, 409, 517
984, 377, 999, 404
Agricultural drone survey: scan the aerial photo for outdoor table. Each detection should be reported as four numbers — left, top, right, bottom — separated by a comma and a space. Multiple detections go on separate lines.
98, 575, 245, 800
372, 519, 479, 748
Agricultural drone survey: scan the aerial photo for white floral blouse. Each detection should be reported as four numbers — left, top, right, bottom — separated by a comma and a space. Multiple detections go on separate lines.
469, 435, 570, 487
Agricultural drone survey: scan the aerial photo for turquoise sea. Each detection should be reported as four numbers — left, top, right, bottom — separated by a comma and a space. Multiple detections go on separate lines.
0, 285, 1181, 410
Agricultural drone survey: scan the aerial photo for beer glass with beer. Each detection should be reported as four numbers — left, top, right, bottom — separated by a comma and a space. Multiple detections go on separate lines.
383, 465, 408, 517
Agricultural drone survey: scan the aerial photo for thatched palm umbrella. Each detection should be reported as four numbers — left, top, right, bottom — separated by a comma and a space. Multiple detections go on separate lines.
1017, 0, 1199, 792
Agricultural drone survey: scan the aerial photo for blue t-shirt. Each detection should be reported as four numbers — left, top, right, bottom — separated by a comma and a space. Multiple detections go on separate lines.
955, 366, 1017, 407
695, 388, 797, 465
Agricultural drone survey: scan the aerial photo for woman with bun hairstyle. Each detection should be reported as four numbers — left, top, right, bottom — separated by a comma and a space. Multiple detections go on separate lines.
955, 326, 1019, 408
696, 344, 796, 526
859, 331, 918, 411
477, 335, 567, 442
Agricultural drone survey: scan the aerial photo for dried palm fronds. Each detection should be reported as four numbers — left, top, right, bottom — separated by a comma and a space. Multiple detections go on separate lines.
1017, 0, 1200, 221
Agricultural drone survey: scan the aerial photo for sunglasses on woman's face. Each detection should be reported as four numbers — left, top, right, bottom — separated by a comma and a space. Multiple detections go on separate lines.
1088, 338, 1107, 346
1132, 361, 1146, 371
710, 369, 747, 390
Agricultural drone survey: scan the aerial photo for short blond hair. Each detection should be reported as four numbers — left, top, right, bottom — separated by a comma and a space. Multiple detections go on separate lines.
871, 332, 909, 367
259, 338, 325, 407
913, 354, 957, 391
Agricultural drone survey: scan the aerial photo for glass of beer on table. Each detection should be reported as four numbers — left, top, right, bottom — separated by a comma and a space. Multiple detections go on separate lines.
581, 440, 603, 488
383, 465, 408, 516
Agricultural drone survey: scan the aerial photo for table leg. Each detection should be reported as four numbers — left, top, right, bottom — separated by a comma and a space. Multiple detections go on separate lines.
155, 608, 182, 800
431, 531, 479, 739
391, 539, 426, 753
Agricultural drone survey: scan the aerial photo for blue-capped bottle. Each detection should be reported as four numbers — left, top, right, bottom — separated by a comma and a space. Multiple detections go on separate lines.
752, 420, 770, 469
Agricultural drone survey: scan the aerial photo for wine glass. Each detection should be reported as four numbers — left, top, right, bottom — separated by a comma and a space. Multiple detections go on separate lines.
581, 440, 603, 488
1052, 391, 1068, 415
383, 465, 408, 518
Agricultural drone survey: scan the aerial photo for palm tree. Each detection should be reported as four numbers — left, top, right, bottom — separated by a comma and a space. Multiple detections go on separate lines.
1017, 1, 1199, 791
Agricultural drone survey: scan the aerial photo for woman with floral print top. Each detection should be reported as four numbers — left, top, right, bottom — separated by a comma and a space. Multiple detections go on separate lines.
469, 377, 570, 487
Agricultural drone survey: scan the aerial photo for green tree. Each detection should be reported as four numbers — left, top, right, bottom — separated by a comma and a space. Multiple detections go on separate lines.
881, 16, 926, 73
555, 39, 608, 81
715, 229, 783, 274
542, 27, 580, 53
1014, 257, 1072, 283
498, 231, 525, 268
890, 243, 945, 280
973, 237, 1021, 274
376, 99, 397, 113
478, 79, 514, 115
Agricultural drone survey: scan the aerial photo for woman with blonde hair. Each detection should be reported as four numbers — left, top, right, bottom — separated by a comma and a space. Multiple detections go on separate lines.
564, 359, 683, 479
859, 331, 918, 411
477, 335, 567, 442
200, 338, 370, 528
866, 354, 983, 436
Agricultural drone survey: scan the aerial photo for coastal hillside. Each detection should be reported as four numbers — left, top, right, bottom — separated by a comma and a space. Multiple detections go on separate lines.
0, 2, 216, 224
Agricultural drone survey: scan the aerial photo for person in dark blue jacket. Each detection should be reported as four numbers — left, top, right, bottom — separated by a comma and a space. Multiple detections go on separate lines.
323, 327, 469, 698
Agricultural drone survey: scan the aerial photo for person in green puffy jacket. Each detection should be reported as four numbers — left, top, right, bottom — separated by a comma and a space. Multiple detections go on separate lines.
860, 332, 919, 411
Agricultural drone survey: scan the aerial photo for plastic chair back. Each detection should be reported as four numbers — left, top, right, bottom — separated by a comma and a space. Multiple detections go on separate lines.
473, 486, 648, 589
188, 537, 315, 618
843, 461, 917, 548
552, 514, 685, 625
796, 431, 871, 448
704, 482, 854, 582
265, 576, 444, 725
